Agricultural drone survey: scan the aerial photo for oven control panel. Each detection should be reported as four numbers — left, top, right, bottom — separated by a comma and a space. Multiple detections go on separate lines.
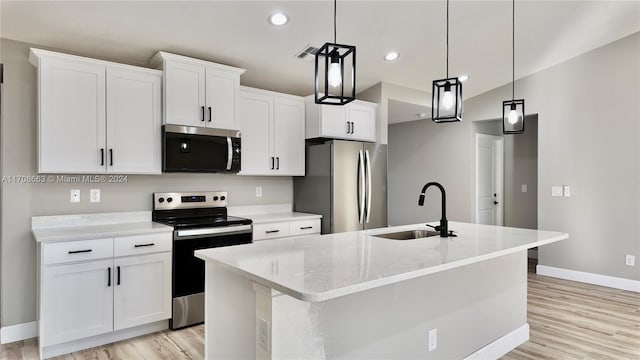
153, 191, 228, 210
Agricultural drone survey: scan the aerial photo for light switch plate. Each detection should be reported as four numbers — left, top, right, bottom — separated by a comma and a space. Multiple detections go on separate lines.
256, 186, 262, 198
551, 186, 563, 197
70, 189, 80, 203
521, 184, 528, 193
563, 185, 571, 197
428, 328, 437, 352
626, 255, 635, 267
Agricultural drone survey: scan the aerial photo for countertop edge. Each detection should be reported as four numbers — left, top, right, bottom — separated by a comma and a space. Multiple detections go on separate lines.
195, 232, 569, 303
247, 212, 323, 225
33, 222, 174, 243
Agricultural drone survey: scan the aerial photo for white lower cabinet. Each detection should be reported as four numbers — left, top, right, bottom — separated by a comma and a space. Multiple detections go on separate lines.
42, 259, 114, 346
38, 232, 172, 357
113, 252, 171, 331
253, 219, 321, 241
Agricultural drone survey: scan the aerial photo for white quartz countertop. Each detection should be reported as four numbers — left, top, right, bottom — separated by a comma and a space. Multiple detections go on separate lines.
244, 212, 322, 224
32, 211, 173, 243
195, 222, 568, 302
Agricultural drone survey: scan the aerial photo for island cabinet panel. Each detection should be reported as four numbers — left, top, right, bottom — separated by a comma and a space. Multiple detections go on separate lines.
304, 96, 377, 142
150, 52, 245, 130
253, 219, 321, 241
30, 48, 162, 174
238, 87, 305, 176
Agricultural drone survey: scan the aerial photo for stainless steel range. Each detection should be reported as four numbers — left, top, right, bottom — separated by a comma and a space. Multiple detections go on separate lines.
152, 191, 252, 330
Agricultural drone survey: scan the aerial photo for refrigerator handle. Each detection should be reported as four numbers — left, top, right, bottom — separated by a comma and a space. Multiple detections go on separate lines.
358, 150, 365, 224
365, 149, 372, 223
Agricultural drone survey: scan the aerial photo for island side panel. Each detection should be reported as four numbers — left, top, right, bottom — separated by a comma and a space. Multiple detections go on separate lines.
204, 262, 256, 360
267, 251, 528, 359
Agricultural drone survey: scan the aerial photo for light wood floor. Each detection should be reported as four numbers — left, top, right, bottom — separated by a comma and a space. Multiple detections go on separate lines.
1, 273, 638, 360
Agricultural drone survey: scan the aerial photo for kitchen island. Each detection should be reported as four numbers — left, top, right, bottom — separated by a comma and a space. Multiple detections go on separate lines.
195, 222, 568, 359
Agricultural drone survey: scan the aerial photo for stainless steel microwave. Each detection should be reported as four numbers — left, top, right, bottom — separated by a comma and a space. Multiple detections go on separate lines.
162, 125, 241, 173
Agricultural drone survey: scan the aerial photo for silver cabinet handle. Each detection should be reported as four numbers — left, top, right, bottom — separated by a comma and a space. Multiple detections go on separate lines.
365, 149, 372, 223
358, 150, 365, 224
225, 137, 232, 170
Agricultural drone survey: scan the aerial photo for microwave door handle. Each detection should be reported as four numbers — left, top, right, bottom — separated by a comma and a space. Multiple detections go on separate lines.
226, 137, 233, 170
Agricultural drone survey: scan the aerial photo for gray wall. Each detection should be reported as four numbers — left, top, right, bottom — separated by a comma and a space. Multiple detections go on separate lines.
0, 38, 294, 327
390, 32, 639, 281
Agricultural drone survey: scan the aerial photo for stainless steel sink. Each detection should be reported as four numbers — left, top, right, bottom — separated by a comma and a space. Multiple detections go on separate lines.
373, 229, 440, 240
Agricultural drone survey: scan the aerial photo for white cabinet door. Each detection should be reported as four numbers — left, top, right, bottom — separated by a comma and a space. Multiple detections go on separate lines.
206, 67, 239, 130
273, 96, 305, 176
320, 105, 349, 139
113, 253, 171, 331
106, 68, 162, 174
42, 259, 113, 346
38, 57, 106, 173
164, 60, 206, 127
348, 102, 376, 142
238, 90, 273, 175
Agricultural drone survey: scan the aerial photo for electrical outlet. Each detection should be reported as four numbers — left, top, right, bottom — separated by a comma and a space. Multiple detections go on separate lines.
521, 184, 527, 193
625, 255, 635, 267
551, 186, 563, 197
256, 186, 263, 198
258, 318, 270, 351
428, 328, 437, 352
70, 189, 80, 203
563, 185, 571, 197
90, 189, 101, 203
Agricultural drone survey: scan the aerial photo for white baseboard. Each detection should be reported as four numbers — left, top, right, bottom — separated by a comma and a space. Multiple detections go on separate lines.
537, 265, 640, 292
0, 321, 38, 344
42, 320, 167, 359
465, 323, 529, 360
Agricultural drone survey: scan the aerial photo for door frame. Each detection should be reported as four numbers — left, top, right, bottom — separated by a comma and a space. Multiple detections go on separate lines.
475, 133, 504, 225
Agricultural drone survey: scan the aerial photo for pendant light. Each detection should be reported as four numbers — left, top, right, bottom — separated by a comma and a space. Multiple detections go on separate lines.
432, 0, 463, 122
502, 0, 525, 134
315, 0, 356, 105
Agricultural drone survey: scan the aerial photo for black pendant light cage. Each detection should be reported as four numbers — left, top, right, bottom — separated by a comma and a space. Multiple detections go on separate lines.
432, 77, 463, 122
432, 0, 463, 123
502, 0, 525, 134
502, 99, 525, 134
315, 42, 356, 105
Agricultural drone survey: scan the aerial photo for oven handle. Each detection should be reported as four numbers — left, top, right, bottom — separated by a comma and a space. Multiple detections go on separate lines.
175, 224, 252, 239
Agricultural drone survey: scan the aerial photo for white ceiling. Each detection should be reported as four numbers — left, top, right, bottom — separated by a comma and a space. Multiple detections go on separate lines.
2, 1, 639, 102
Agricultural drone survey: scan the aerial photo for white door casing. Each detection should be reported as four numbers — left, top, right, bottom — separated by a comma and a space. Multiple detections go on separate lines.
475, 134, 504, 225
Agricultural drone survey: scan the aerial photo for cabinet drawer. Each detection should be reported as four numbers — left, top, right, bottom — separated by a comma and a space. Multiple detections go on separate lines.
114, 232, 172, 257
289, 219, 321, 236
253, 222, 290, 241
43, 238, 114, 265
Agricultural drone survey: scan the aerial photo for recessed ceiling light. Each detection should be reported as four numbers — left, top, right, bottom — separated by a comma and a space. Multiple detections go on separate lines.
458, 74, 470, 82
268, 12, 289, 26
384, 51, 400, 61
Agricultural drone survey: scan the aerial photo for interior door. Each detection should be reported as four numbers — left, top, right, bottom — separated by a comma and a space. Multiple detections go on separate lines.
363, 143, 387, 230
475, 134, 504, 225
332, 141, 366, 233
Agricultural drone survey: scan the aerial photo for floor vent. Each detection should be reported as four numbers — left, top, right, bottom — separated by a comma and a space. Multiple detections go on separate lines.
295, 45, 320, 62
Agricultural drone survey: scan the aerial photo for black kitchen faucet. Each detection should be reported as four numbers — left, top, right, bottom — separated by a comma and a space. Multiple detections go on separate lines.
418, 182, 455, 238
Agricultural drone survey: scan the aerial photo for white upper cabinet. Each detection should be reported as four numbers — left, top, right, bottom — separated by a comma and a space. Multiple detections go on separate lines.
304, 97, 377, 142
150, 52, 245, 130
238, 87, 305, 176
30, 48, 162, 174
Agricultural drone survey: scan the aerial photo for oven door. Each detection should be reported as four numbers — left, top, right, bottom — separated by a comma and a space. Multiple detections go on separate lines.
171, 224, 252, 329
163, 125, 241, 173
173, 224, 252, 298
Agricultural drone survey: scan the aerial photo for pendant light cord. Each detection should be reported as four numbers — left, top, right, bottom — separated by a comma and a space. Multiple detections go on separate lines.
446, 0, 449, 78
512, 0, 515, 100
334, 0, 337, 44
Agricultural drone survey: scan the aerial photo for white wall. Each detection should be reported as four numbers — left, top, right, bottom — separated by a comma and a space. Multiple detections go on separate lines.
389, 32, 639, 281
0, 38, 294, 327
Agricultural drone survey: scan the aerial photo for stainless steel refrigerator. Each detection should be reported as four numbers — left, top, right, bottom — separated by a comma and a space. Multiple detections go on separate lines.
294, 140, 387, 234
